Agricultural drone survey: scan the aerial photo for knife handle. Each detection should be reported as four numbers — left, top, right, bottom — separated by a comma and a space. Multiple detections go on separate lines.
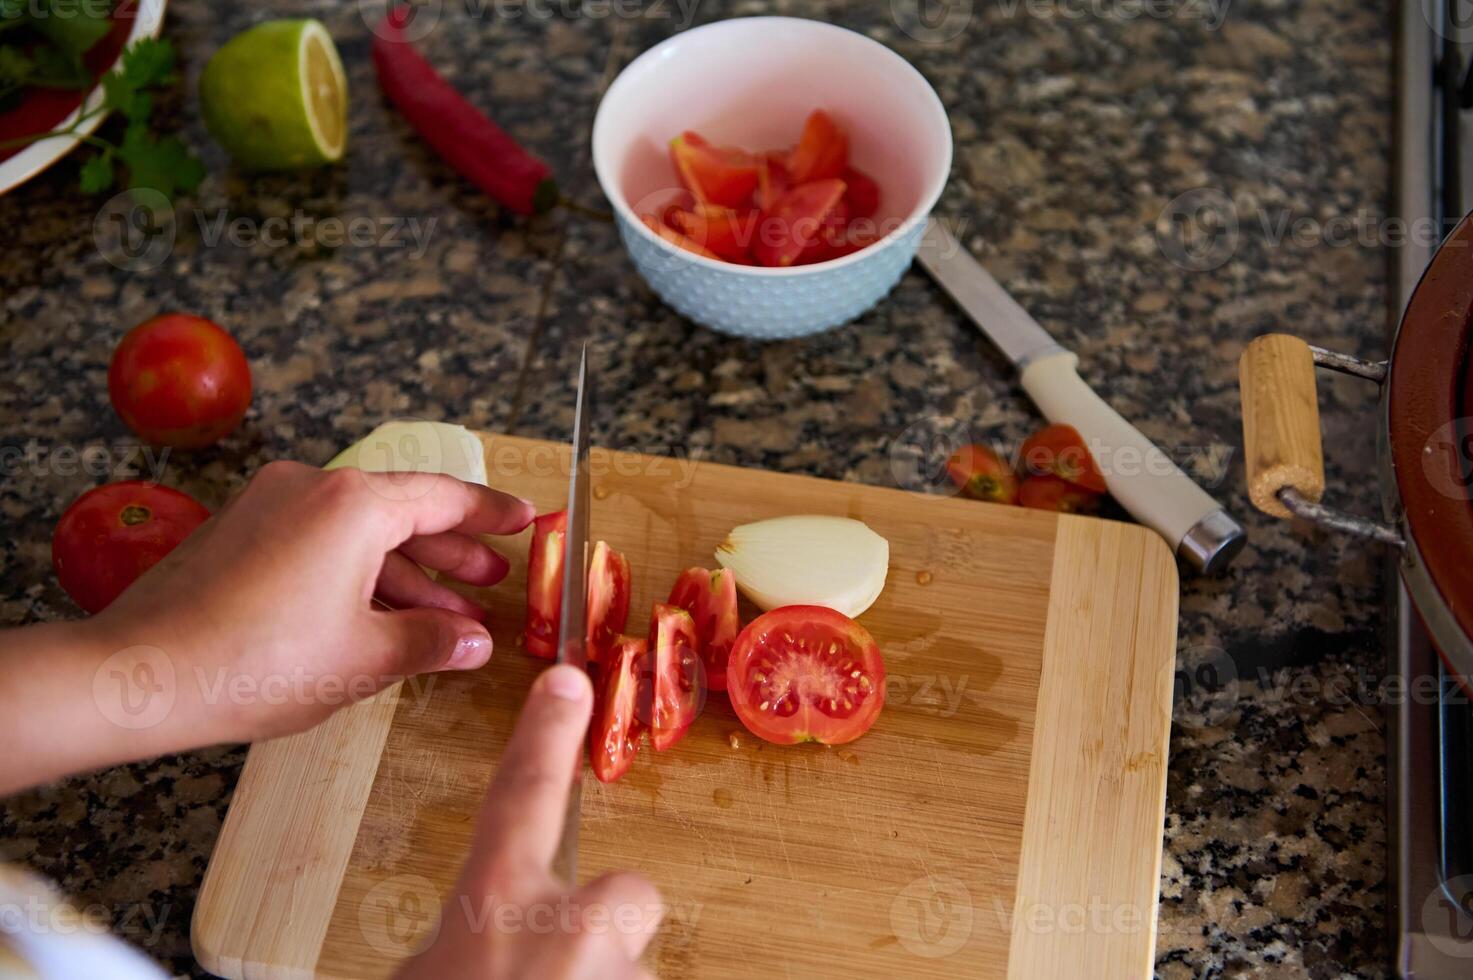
1019, 351, 1246, 574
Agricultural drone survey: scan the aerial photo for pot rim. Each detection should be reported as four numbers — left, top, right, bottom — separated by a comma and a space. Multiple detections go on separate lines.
1387, 210, 1473, 676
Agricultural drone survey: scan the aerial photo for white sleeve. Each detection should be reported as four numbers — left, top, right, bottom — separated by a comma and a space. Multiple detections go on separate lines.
0, 866, 169, 980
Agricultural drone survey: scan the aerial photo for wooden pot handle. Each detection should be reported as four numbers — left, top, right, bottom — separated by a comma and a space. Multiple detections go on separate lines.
1238, 334, 1327, 518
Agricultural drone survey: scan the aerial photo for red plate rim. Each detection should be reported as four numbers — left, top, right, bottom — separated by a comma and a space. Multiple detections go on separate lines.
1388, 212, 1473, 657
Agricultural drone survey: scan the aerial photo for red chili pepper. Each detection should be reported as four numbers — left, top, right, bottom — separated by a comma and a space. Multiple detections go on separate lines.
372, 5, 557, 215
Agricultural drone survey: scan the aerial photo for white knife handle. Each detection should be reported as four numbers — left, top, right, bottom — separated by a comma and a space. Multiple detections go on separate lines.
1019, 350, 1245, 573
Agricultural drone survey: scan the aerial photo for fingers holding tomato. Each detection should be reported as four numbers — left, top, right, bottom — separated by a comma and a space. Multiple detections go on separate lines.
109, 313, 253, 449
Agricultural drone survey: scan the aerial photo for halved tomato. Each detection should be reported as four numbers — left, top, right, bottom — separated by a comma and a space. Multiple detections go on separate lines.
727, 605, 885, 745
642, 603, 703, 751
665, 206, 757, 264
945, 444, 1019, 504
1019, 424, 1107, 493
670, 132, 759, 208
640, 213, 721, 260
523, 510, 566, 659
590, 634, 646, 783
585, 541, 631, 665
786, 110, 848, 184
842, 166, 881, 219
1017, 474, 1101, 513
666, 567, 739, 692
753, 178, 847, 268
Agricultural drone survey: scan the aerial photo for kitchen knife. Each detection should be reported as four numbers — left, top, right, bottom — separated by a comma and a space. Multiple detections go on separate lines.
916, 218, 1246, 575
552, 343, 593, 883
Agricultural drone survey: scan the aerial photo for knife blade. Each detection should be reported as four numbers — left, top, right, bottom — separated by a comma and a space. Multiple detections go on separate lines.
916, 218, 1246, 575
552, 343, 593, 883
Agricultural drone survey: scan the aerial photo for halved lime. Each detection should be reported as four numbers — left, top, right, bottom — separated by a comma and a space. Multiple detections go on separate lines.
199, 19, 348, 171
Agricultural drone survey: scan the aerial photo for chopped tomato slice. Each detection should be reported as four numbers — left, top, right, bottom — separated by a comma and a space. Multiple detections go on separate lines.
523, 510, 566, 659
642, 603, 703, 751
666, 567, 739, 692
727, 605, 885, 746
786, 110, 848, 184
841, 166, 880, 219
640, 213, 721, 260
665, 206, 758, 264
590, 635, 646, 783
755, 153, 790, 211
670, 132, 759, 208
585, 541, 631, 665
1019, 424, 1108, 493
1018, 474, 1101, 513
752, 178, 847, 268
946, 444, 1019, 504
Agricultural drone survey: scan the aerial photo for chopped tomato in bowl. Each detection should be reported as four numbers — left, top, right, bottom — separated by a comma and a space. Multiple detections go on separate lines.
638, 111, 888, 270
590, 16, 953, 338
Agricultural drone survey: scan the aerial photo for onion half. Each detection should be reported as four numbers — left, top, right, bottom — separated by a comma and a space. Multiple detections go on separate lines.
714, 515, 889, 618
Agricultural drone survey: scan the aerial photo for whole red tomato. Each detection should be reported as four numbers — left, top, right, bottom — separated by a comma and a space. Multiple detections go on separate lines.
108, 313, 252, 449
52, 481, 211, 613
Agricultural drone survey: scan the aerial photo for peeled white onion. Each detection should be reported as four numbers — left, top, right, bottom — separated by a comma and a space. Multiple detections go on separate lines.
325, 420, 488, 485
714, 515, 889, 618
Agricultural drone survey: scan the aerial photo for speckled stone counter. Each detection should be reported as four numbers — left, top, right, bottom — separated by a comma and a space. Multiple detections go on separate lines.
0, 0, 1394, 976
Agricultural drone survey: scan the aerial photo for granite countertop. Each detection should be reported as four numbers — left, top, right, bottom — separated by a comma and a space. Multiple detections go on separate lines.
0, 0, 1393, 976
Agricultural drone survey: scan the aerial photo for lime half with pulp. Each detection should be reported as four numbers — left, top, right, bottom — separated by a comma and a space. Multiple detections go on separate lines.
200, 19, 348, 171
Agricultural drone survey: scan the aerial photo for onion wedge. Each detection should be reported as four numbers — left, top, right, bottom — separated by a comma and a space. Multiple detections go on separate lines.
714, 515, 889, 618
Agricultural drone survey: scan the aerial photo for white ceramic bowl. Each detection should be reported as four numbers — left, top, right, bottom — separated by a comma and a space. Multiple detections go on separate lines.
592, 17, 952, 340
0, 0, 168, 196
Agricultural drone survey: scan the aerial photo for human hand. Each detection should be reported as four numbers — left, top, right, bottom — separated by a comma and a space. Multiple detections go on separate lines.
69, 460, 533, 756
397, 664, 662, 980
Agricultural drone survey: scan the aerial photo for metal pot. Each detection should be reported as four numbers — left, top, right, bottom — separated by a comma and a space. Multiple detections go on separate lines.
1239, 211, 1473, 680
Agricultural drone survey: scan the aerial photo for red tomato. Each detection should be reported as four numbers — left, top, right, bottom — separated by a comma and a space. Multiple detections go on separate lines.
666, 567, 739, 692
108, 314, 252, 449
52, 481, 210, 614
786, 110, 848, 184
945, 444, 1019, 505
753, 178, 847, 268
585, 540, 631, 665
590, 635, 645, 783
665, 206, 757, 264
642, 603, 703, 751
842, 166, 881, 219
1019, 424, 1108, 493
755, 153, 789, 211
669, 132, 759, 208
640, 213, 720, 260
523, 510, 566, 658
1018, 474, 1101, 513
727, 606, 886, 746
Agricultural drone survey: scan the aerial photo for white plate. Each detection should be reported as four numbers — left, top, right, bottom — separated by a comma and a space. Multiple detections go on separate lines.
0, 0, 168, 196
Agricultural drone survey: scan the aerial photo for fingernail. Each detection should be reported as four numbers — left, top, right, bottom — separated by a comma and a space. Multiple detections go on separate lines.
447, 633, 493, 670
541, 664, 590, 702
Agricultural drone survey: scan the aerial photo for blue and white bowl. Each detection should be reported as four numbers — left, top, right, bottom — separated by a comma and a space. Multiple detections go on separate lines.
592, 17, 953, 341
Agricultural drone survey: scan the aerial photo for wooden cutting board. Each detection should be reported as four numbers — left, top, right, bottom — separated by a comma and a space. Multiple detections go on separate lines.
192, 433, 1179, 980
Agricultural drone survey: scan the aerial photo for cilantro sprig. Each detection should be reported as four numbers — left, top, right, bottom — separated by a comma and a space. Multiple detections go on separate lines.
1, 36, 205, 201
